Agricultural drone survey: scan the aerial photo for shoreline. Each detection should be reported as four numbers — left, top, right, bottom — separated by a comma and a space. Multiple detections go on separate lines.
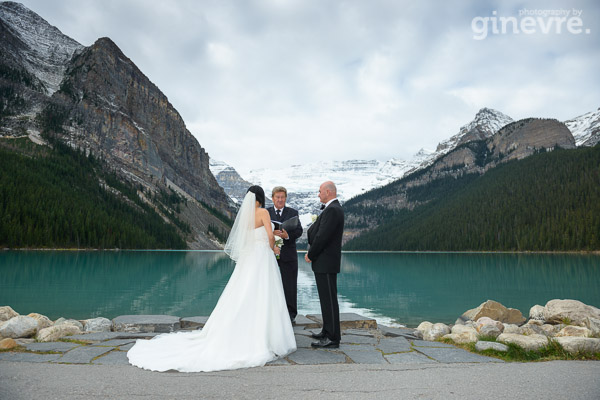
3, 247, 600, 254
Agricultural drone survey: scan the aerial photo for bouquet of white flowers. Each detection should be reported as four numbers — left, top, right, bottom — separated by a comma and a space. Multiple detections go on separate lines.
274, 236, 283, 259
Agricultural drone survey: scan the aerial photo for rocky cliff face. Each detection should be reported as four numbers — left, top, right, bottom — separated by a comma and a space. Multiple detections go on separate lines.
53, 37, 229, 212
0, 2, 232, 249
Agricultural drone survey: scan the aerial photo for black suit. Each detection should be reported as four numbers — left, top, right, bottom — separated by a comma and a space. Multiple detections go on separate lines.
307, 199, 344, 342
267, 206, 303, 320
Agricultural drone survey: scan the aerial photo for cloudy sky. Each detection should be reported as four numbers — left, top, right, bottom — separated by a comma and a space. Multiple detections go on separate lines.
18, 0, 600, 173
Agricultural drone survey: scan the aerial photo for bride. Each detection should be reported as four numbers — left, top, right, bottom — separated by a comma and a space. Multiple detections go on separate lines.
127, 185, 297, 372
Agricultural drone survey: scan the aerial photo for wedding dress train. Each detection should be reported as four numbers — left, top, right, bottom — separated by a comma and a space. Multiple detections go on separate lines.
127, 225, 297, 372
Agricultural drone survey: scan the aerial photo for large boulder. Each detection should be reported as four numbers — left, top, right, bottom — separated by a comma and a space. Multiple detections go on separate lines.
529, 305, 545, 321
584, 317, 600, 337
555, 326, 592, 338
475, 341, 509, 352
54, 318, 84, 331
543, 299, 600, 326
36, 324, 81, 342
0, 316, 38, 338
0, 306, 19, 322
0, 337, 19, 350
83, 317, 112, 332
423, 323, 450, 341
476, 317, 504, 333
503, 324, 520, 334
519, 322, 544, 336
554, 337, 600, 354
443, 325, 478, 344
28, 313, 53, 330
497, 333, 549, 351
460, 300, 526, 325
479, 324, 503, 339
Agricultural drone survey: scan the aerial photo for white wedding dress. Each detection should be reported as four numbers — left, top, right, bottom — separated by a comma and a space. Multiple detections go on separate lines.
127, 194, 296, 372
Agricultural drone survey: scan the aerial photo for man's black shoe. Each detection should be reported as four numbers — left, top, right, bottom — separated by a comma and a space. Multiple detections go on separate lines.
311, 331, 326, 339
311, 337, 339, 348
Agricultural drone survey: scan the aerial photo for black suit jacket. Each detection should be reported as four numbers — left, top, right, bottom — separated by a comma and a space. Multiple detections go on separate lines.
307, 200, 344, 274
267, 206, 303, 262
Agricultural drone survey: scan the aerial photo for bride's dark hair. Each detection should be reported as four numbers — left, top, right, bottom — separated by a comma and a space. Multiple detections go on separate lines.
247, 185, 265, 208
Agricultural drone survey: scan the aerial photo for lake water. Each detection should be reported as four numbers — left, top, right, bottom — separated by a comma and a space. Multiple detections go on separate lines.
1, 251, 598, 327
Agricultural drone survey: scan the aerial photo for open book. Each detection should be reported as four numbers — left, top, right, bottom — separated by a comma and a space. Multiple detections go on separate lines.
271, 216, 299, 232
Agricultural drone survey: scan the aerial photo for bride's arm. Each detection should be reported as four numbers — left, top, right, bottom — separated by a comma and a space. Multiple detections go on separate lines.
260, 208, 276, 249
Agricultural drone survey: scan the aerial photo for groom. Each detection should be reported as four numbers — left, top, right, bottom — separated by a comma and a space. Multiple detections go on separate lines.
268, 186, 303, 324
305, 181, 344, 348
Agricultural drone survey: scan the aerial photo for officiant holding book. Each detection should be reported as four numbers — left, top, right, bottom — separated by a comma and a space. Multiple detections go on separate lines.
268, 186, 303, 324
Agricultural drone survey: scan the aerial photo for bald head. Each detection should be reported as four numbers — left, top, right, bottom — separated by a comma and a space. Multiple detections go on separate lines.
318, 181, 337, 204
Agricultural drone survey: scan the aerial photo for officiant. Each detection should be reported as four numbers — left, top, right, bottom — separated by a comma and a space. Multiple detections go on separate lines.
268, 186, 303, 324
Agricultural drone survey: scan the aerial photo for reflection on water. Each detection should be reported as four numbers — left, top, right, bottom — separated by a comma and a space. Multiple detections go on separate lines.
338, 252, 600, 326
1, 251, 598, 327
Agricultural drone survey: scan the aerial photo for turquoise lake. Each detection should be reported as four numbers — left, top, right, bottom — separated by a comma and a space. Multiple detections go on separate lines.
1, 251, 598, 327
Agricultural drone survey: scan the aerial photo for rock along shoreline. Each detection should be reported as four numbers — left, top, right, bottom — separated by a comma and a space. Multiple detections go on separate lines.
1, 299, 599, 357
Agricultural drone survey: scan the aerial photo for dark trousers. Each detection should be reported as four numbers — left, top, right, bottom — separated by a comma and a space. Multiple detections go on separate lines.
277, 257, 298, 320
314, 272, 340, 341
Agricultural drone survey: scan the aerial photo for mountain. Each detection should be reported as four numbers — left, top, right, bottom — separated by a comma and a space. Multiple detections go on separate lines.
0, 2, 232, 249
209, 159, 253, 205
343, 115, 576, 239
344, 145, 600, 251
433, 107, 513, 158
215, 156, 429, 228
209, 108, 513, 228
565, 107, 600, 147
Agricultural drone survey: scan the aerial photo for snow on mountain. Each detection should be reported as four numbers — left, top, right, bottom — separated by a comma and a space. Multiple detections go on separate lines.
564, 107, 600, 147
210, 108, 513, 227
433, 107, 513, 157
0, 1, 83, 94
239, 158, 423, 227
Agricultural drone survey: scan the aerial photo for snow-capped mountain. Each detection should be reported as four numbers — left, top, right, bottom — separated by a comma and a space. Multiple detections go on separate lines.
211, 157, 425, 227
0, 1, 83, 94
564, 108, 600, 147
434, 107, 514, 156
210, 108, 514, 227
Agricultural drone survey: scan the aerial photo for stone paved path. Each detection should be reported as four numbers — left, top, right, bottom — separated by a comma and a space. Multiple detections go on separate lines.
0, 313, 502, 367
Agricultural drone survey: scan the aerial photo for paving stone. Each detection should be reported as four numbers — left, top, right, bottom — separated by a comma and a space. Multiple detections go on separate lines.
294, 315, 316, 327
415, 347, 504, 363
91, 339, 136, 347
293, 326, 313, 336
342, 329, 376, 337
118, 342, 136, 351
344, 349, 388, 364
54, 346, 113, 364
341, 334, 378, 345
385, 351, 436, 364
287, 348, 346, 365
114, 333, 160, 339
266, 357, 291, 366
295, 334, 315, 348
0, 352, 61, 362
92, 350, 131, 366
377, 337, 411, 354
379, 325, 420, 339
180, 316, 208, 329
68, 332, 122, 342
306, 313, 377, 330
339, 343, 377, 353
112, 315, 181, 333
24, 342, 81, 353
410, 339, 455, 348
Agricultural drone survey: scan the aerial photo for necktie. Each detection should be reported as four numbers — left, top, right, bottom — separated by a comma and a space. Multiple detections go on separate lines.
320, 204, 325, 210
276, 209, 281, 219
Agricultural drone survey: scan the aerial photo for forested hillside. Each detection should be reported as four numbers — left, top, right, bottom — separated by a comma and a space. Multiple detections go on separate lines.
0, 137, 187, 249
344, 145, 600, 251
